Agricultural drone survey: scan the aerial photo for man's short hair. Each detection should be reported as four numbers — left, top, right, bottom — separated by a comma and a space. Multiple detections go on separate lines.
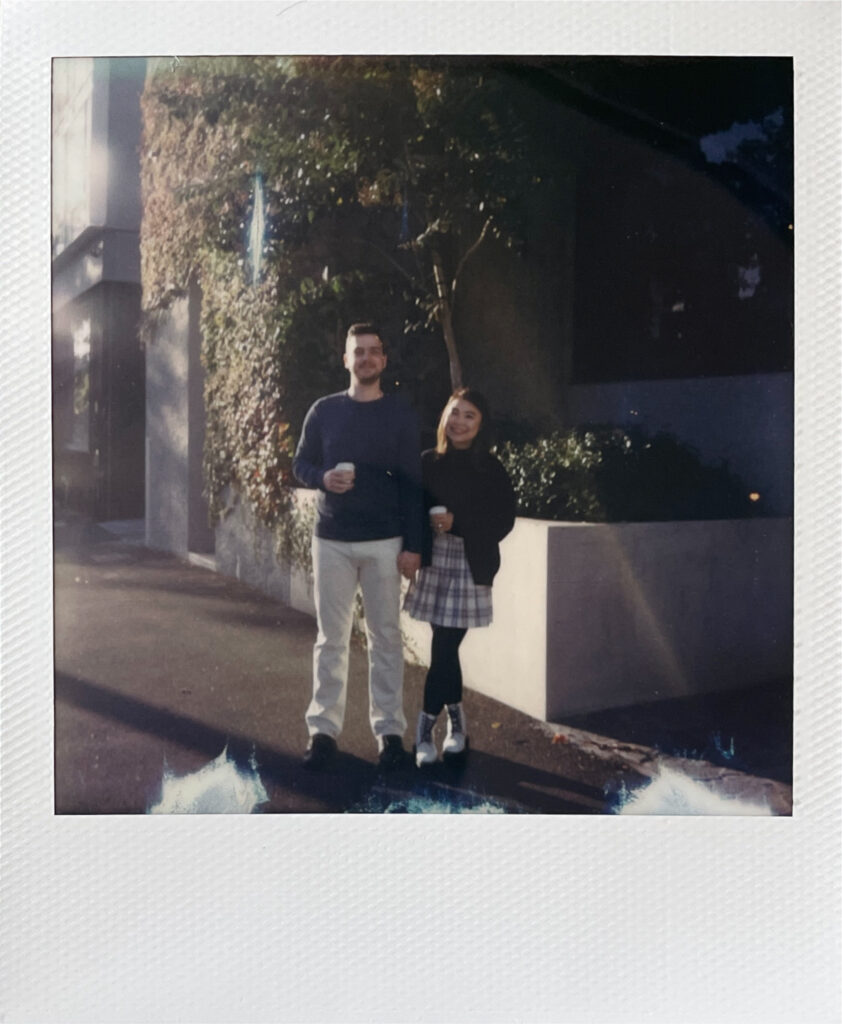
346, 322, 384, 347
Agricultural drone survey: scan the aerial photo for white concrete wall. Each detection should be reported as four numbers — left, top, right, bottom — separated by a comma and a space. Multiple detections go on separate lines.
565, 372, 793, 516
145, 278, 213, 555
409, 515, 792, 720
407, 516, 791, 720
544, 518, 792, 719
212, 487, 792, 724
215, 492, 291, 604
145, 295, 190, 553
214, 489, 316, 616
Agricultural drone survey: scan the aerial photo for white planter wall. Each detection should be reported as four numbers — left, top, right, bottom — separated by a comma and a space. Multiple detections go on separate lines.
215, 489, 792, 723
543, 518, 792, 719
404, 515, 792, 720
214, 487, 316, 617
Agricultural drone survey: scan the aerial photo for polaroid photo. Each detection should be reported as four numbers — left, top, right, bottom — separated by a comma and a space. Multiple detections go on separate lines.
1, 2, 839, 1022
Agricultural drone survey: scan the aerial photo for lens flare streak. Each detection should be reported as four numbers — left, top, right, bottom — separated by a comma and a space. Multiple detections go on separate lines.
247, 173, 266, 284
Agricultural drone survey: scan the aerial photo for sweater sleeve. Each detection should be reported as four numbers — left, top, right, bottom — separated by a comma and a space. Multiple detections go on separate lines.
291, 402, 325, 490
479, 458, 517, 543
458, 455, 517, 586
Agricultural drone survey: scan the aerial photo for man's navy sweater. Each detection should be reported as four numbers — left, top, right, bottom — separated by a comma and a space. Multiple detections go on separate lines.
292, 391, 423, 552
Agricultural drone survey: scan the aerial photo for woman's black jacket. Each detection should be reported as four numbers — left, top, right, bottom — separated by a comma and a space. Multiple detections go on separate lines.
419, 447, 517, 586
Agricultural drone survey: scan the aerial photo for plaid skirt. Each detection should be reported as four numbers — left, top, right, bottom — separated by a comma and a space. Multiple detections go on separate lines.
404, 533, 493, 628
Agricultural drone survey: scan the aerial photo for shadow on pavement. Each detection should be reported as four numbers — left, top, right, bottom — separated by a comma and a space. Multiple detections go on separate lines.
56, 672, 610, 814
56, 671, 380, 813
402, 751, 608, 814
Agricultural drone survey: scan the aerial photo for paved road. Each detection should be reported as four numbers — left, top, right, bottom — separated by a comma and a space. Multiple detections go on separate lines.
53, 517, 792, 815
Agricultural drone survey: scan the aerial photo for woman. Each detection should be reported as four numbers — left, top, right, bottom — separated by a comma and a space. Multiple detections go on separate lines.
404, 388, 516, 767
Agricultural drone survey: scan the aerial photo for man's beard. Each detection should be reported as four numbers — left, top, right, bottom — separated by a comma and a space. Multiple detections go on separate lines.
355, 369, 382, 385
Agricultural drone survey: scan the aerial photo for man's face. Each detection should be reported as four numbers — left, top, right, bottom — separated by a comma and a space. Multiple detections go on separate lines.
343, 333, 386, 386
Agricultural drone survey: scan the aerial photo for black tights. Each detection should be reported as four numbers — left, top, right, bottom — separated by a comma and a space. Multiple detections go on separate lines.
423, 626, 468, 716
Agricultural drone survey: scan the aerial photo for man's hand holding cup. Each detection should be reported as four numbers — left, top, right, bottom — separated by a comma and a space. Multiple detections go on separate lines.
429, 505, 453, 535
324, 462, 355, 494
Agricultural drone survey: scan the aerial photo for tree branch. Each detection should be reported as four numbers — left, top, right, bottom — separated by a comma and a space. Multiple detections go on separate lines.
350, 236, 417, 284
404, 218, 443, 250
451, 215, 493, 299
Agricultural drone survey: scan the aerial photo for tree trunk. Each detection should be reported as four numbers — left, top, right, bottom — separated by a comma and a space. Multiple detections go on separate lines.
431, 247, 463, 391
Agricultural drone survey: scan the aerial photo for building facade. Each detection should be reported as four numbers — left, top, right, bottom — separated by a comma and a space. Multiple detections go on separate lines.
52, 57, 147, 521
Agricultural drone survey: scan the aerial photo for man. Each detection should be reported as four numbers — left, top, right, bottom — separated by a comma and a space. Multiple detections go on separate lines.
292, 323, 423, 771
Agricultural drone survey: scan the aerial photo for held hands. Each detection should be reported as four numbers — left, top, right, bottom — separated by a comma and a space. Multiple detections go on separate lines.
397, 550, 421, 581
430, 510, 454, 535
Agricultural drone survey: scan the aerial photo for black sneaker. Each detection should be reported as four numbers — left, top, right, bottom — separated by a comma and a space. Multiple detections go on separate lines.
377, 734, 409, 771
303, 733, 337, 771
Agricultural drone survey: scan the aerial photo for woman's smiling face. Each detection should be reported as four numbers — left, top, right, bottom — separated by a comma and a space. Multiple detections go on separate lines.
445, 398, 482, 449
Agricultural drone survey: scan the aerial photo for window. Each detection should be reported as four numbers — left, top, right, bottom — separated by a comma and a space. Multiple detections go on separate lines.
69, 317, 91, 452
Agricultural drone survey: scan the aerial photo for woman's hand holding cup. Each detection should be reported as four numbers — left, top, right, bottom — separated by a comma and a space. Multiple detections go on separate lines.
429, 505, 453, 534
324, 462, 355, 493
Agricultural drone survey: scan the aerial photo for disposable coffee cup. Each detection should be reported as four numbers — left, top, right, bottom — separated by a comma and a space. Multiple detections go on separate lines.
429, 505, 447, 516
336, 462, 355, 475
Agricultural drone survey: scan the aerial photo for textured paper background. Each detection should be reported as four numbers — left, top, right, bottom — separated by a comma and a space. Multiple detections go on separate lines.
1, 2, 839, 1021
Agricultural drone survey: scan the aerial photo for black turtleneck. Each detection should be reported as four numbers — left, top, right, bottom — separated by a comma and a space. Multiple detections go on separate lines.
419, 447, 516, 585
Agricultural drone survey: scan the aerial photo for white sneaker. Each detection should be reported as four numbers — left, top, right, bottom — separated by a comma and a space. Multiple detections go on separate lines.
414, 711, 438, 767
442, 703, 468, 757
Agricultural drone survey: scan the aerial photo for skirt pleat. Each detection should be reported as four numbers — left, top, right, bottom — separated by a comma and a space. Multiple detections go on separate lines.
404, 534, 492, 628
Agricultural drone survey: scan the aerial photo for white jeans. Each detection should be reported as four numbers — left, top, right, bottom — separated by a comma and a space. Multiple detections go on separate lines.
307, 535, 406, 741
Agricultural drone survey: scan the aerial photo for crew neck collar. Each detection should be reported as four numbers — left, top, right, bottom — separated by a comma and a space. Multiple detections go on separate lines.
346, 388, 385, 403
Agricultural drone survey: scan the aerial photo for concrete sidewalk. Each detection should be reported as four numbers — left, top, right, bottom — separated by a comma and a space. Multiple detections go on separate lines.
52, 515, 792, 815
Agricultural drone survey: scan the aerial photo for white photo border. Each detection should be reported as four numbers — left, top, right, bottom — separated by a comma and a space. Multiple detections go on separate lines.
1, 2, 839, 1022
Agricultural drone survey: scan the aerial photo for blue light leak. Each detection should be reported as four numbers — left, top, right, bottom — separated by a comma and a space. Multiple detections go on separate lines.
147, 746, 269, 814
607, 765, 772, 816
246, 172, 267, 285
646, 731, 748, 774
712, 731, 737, 761
348, 781, 513, 814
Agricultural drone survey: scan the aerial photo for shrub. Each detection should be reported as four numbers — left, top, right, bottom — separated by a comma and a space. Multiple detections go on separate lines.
496, 426, 764, 522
